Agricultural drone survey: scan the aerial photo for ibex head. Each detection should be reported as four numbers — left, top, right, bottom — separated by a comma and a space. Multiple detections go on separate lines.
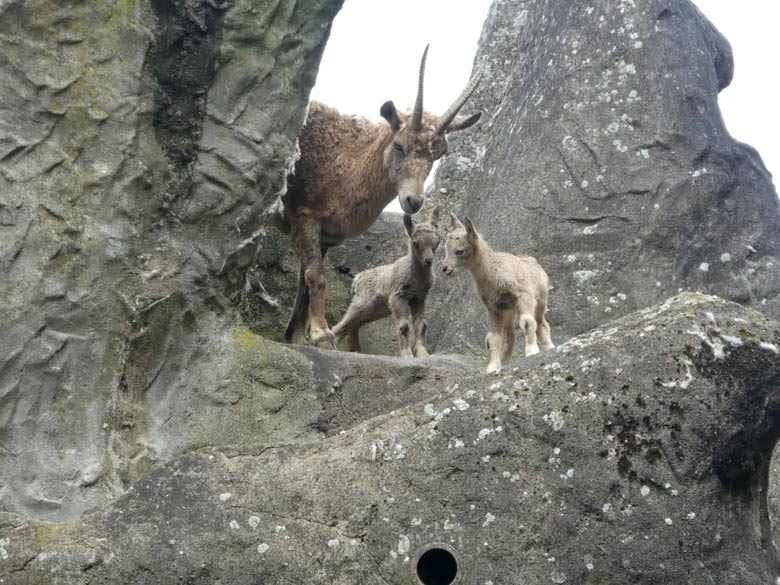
403, 207, 440, 267
442, 213, 479, 275
380, 45, 482, 215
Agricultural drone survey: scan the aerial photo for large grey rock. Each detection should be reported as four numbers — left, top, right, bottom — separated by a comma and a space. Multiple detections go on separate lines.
0, 0, 342, 522
4, 294, 780, 584
427, 0, 780, 357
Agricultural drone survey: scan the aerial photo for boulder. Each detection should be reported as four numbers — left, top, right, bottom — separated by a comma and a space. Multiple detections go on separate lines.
427, 0, 780, 357
0, 0, 343, 521
5, 294, 780, 584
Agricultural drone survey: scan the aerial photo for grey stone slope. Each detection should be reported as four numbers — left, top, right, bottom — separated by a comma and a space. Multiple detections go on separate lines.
4, 294, 780, 584
426, 0, 780, 357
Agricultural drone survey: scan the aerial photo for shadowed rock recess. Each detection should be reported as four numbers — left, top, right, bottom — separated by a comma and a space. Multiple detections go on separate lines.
2, 1, 780, 584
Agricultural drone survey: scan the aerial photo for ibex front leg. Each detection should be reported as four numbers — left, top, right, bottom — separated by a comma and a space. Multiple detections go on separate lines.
485, 310, 504, 374
389, 294, 413, 358
291, 217, 335, 349
410, 298, 429, 357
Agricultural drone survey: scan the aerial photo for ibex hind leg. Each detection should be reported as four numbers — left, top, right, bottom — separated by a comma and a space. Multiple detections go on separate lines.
536, 298, 554, 350
285, 267, 308, 345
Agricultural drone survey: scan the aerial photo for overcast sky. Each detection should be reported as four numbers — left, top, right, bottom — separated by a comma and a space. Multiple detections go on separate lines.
311, 0, 779, 209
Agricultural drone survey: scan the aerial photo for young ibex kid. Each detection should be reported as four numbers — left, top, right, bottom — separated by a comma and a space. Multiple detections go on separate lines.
332, 209, 440, 358
442, 214, 553, 373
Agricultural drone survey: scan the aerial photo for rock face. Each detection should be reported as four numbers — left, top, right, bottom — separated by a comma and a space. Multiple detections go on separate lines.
427, 0, 780, 356
3, 0, 780, 583
0, 0, 342, 522
5, 295, 780, 584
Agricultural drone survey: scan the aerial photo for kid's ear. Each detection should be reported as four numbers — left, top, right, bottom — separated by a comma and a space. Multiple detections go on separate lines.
464, 217, 478, 241
403, 213, 414, 236
449, 212, 464, 230
430, 206, 440, 229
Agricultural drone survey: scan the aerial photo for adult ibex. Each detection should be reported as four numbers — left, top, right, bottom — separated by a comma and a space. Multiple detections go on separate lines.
280, 46, 482, 348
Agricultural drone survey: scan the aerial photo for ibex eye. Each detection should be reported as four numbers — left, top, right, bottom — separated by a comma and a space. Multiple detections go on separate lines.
455, 249, 465, 256
393, 142, 404, 153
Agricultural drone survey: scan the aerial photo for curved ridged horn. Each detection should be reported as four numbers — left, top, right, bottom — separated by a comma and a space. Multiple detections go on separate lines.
411, 44, 429, 132
435, 67, 483, 135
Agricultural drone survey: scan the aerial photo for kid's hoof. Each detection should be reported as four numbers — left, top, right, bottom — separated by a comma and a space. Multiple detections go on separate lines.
400, 349, 414, 358
415, 347, 430, 357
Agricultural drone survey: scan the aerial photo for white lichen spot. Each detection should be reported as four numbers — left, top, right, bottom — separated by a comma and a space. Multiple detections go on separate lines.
248, 516, 260, 529
664, 518, 673, 526
328, 539, 340, 549
453, 399, 470, 411
567, 254, 577, 263
551, 571, 568, 583
424, 403, 437, 417
698, 262, 709, 272
720, 253, 731, 263
583, 224, 598, 235
660, 356, 694, 389
687, 512, 696, 520
640, 485, 650, 497
543, 411, 565, 431
761, 342, 780, 354
218, 492, 232, 502
634, 40, 643, 48
574, 270, 598, 284
0, 538, 8, 560
602, 503, 612, 513
229, 520, 240, 530
257, 543, 270, 554
483, 512, 496, 527
412, 517, 422, 526
721, 335, 744, 347
581, 180, 589, 188
398, 535, 411, 555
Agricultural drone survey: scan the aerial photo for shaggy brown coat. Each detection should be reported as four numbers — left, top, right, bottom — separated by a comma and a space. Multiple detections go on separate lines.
280, 54, 481, 348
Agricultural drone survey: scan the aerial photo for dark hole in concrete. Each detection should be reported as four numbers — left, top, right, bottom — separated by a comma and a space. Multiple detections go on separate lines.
416, 547, 458, 585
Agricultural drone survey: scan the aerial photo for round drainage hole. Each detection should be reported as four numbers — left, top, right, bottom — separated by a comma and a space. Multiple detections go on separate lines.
416, 547, 458, 585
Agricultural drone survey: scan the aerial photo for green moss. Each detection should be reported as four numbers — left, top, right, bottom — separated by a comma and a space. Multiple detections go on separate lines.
32, 520, 86, 545
565, 374, 575, 383
644, 447, 661, 464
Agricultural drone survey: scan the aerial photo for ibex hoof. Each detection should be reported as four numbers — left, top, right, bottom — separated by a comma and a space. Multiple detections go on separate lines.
286, 328, 307, 345
399, 349, 414, 358
310, 328, 336, 350
485, 364, 502, 374
415, 347, 430, 357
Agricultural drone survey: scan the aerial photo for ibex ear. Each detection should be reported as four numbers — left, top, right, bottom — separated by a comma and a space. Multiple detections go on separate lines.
464, 217, 478, 241
445, 112, 482, 134
449, 212, 464, 230
380, 101, 402, 131
403, 213, 414, 236
430, 206, 440, 229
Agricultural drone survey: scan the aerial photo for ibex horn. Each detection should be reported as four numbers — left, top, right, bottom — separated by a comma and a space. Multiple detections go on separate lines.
411, 44, 429, 132
435, 66, 483, 135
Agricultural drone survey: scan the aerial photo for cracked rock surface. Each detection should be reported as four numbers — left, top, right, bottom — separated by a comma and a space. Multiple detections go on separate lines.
5, 294, 780, 584
427, 0, 780, 356
3, 0, 780, 583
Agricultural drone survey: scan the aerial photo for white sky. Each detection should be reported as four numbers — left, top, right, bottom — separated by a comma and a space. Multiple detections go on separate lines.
311, 0, 779, 210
